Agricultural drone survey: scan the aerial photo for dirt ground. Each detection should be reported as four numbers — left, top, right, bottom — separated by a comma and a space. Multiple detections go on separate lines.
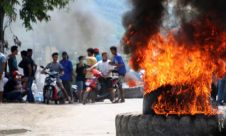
0, 99, 142, 136
1, 99, 226, 136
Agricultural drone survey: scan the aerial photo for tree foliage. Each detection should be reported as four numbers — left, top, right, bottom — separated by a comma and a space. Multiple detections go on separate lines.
0, 0, 70, 29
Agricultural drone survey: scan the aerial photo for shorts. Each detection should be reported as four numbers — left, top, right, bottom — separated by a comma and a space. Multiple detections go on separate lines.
76, 81, 85, 92
118, 75, 125, 89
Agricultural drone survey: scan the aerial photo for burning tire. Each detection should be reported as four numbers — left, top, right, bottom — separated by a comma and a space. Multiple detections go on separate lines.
115, 113, 224, 136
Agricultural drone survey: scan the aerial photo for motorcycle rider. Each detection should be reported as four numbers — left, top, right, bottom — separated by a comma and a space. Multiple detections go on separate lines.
89, 52, 116, 103
41, 52, 71, 103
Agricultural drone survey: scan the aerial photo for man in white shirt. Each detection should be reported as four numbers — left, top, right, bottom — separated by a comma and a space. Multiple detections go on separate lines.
90, 52, 115, 102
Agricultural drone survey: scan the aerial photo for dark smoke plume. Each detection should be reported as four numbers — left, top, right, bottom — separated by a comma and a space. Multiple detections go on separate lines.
123, 0, 226, 70
176, 0, 226, 62
122, 0, 166, 70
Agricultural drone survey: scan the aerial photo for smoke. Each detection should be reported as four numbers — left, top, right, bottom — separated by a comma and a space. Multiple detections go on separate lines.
122, 0, 166, 70
176, 0, 226, 60
5, 0, 128, 64
42, 1, 115, 53
123, 0, 226, 70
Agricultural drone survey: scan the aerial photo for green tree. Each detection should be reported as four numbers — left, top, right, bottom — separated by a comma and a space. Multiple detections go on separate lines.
0, 0, 70, 52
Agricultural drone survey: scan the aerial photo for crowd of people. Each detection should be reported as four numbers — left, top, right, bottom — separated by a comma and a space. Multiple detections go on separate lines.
0, 46, 36, 103
0, 45, 127, 104
0, 45, 225, 105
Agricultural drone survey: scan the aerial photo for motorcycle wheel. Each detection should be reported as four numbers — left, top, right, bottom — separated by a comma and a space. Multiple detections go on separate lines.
83, 91, 89, 105
45, 88, 52, 104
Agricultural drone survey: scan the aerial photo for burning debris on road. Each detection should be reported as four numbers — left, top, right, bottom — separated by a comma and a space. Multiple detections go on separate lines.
122, 0, 226, 115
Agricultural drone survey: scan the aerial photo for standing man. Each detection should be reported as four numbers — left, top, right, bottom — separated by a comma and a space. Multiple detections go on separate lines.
8, 46, 18, 77
27, 49, 37, 78
18, 50, 34, 102
60, 52, 73, 101
0, 52, 6, 102
76, 56, 87, 102
110, 46, 127, 103
26, 49, 37, 102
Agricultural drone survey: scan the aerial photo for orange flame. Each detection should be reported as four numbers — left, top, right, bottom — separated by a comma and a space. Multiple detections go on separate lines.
127, 80, 138, 87
127, 29, 225, 115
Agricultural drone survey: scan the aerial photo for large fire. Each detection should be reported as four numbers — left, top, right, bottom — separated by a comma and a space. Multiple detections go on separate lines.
124, 18, 226, 115
123, 0, 226, 115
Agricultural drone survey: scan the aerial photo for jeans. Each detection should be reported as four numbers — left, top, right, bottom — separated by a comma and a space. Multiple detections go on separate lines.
76, 81, 84, 92
218, 76, 226, 104
26, 77, 35, 102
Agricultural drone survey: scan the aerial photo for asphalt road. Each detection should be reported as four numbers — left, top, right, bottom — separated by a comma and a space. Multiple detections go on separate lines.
0, 99, 143, 136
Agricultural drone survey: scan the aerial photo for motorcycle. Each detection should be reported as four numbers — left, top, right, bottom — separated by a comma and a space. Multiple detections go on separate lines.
41, 66, 64, 104
82, 69, 102, 105
95, 70, 120, 102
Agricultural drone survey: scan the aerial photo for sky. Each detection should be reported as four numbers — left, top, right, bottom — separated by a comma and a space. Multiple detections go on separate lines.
5, 0, 130, 60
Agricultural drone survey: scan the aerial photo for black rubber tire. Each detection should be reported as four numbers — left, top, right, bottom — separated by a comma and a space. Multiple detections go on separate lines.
115, 113, 223, 136
54, 100, 58, 104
